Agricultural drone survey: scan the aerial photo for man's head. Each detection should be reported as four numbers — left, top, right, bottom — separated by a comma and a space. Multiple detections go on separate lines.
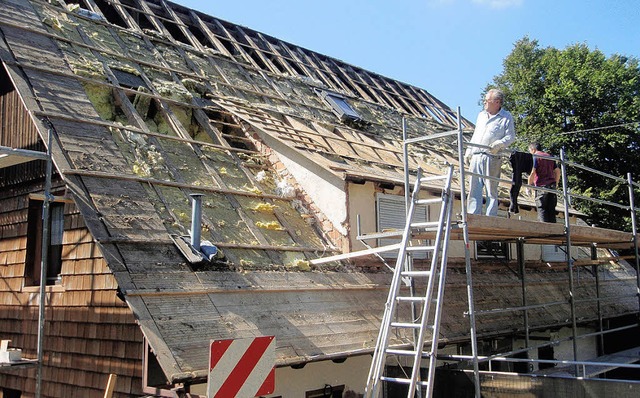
484, 88, 504, 115
529, 142, 542, 153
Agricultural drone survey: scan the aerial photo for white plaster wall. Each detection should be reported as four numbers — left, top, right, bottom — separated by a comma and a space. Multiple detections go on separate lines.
348, 181, 378, 251
512, 326, 599, 372
190, 356, 371, 396
277, 151, 348, 235
345, 182, 555, 259
552, 326, 599, 362
267, 356, 370, 397
256, 131, 349, 235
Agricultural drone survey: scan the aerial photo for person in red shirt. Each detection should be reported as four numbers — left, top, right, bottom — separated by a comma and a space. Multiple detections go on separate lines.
528, 142, 561, 223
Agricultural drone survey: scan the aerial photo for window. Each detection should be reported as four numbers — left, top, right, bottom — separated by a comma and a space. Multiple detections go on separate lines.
475, 240, 509, 260
318, 91, 361, 122
538, 345, 555, 370
377, 193, 429, 259
2, 388, 22, 398
24, 198, 65, 286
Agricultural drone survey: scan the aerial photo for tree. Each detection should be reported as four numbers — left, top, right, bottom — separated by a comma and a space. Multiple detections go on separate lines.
489, 37, 640, 231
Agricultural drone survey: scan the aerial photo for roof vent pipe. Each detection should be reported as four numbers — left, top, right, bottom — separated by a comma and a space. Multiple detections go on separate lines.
189, 193, 203, 251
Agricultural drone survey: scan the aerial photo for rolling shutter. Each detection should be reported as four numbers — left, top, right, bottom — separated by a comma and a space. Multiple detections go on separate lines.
376, 193, 429, 259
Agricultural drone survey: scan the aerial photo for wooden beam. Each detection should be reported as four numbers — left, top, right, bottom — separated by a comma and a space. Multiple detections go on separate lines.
103, 374, 117, 398
61, 168, 293, 201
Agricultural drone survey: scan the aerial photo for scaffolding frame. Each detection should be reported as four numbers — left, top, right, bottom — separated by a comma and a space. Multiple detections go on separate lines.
447, 111, 640, 395
0, 128, 53, 398
313, 110, 640, 396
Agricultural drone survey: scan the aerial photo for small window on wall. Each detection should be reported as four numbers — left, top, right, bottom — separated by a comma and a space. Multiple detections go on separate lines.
377, 193, 429, 259
24, 199, 65, 286
475, 240, 509, 260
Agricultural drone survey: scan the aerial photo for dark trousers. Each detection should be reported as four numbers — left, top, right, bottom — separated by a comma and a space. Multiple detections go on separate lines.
536, 186, 557, 223
509, 151, 533, 213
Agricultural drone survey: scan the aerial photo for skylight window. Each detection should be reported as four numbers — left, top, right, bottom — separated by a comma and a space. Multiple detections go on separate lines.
319, 91, 361, 122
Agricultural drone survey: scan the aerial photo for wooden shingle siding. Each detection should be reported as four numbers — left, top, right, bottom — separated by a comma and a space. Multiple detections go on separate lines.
0, 170, 143, 396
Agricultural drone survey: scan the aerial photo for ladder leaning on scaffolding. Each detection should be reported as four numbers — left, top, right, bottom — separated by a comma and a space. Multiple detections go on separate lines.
364, 164, 455, 398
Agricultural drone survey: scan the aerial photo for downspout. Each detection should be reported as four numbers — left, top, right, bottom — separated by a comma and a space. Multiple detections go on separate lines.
35, 128, 53, 398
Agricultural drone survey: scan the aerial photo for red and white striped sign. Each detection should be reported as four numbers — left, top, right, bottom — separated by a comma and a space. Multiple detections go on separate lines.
207, 336, 276, 398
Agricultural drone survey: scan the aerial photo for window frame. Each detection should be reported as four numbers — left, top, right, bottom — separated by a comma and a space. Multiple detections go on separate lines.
318, 90, 361, 122
474, 240, 510, 260
24, 196, 66, 287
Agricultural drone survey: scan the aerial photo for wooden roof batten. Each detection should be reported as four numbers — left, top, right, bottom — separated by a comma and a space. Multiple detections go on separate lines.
107, 0, 469, 127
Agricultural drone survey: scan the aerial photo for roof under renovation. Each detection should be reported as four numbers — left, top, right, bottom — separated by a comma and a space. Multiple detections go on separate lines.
1, 0, 638, 385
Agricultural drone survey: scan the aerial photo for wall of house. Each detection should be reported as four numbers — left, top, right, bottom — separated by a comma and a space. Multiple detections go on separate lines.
189, 355, 371, 397
345, 181, 558, 262
254, 130, 352, 252
0, 178, 143, 398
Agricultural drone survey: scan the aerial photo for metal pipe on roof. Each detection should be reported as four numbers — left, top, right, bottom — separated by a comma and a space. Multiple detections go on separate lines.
190, 193, 203, 251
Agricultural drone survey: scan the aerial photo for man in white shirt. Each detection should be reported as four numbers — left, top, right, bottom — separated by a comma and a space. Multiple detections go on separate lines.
464, 88, 515, 216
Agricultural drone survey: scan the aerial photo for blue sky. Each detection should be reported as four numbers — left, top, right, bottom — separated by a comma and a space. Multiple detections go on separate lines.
177, 0, 639, 122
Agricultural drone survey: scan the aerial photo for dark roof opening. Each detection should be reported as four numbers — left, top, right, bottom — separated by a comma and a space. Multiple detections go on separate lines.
93, 0, 128, 28
206, 22, 238, 57
112, 68, 148, 90
159, 18, 191, 46
64, 0, 91, 9
187, 24, 210, 49
119, 0, 156, 32
204, 108, 256, 151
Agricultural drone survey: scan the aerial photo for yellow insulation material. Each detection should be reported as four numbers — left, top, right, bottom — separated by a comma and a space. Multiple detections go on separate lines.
292, 259, 311, 271
252, 203, 276, 213
255, 221, 284, 231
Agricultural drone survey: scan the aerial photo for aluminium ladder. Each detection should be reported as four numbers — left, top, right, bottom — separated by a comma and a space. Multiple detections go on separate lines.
365, 165, 455, 398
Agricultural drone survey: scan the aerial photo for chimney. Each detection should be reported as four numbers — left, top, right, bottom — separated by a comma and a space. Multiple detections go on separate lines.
190, 193, 203, 251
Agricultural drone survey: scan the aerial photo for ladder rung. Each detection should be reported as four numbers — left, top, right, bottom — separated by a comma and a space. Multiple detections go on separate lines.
386, 348, 417, 356
386, 348, 434, 358
380, 376, 412, 384
390, 322, 421, 329
405, 246, 436, 253
389, 322, 435, 332
380, 376, 433, 386
419, 175, 448, 183
410, 221, 440, 229
400, 270, 431, 277
396, 296, 427, 303
414, 198, 442, 205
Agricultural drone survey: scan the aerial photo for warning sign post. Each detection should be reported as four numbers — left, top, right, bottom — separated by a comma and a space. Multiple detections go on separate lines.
207, 336, 276, 398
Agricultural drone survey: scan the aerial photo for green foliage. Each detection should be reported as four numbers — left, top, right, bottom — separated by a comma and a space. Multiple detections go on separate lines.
488, 37, 640, 230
